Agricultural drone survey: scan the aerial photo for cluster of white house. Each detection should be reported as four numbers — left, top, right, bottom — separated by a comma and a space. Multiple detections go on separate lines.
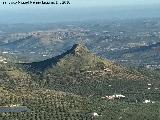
101, 94, 156, 104
101, 94, 125, 100
143, 100, 155, 104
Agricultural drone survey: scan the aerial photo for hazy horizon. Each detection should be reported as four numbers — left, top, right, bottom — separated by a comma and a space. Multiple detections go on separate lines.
0, 0, 160, 24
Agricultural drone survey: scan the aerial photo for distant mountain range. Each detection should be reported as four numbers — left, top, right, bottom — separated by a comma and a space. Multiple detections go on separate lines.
107, 41, 160, 66
1, 30, 160, 67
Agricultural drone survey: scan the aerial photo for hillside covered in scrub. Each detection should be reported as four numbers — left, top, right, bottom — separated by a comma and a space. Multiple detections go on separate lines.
0, 44, 160, 120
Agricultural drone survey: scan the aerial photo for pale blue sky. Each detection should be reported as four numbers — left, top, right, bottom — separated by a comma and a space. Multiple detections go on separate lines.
1, 0, 160, 9
70, 0, 160, 7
